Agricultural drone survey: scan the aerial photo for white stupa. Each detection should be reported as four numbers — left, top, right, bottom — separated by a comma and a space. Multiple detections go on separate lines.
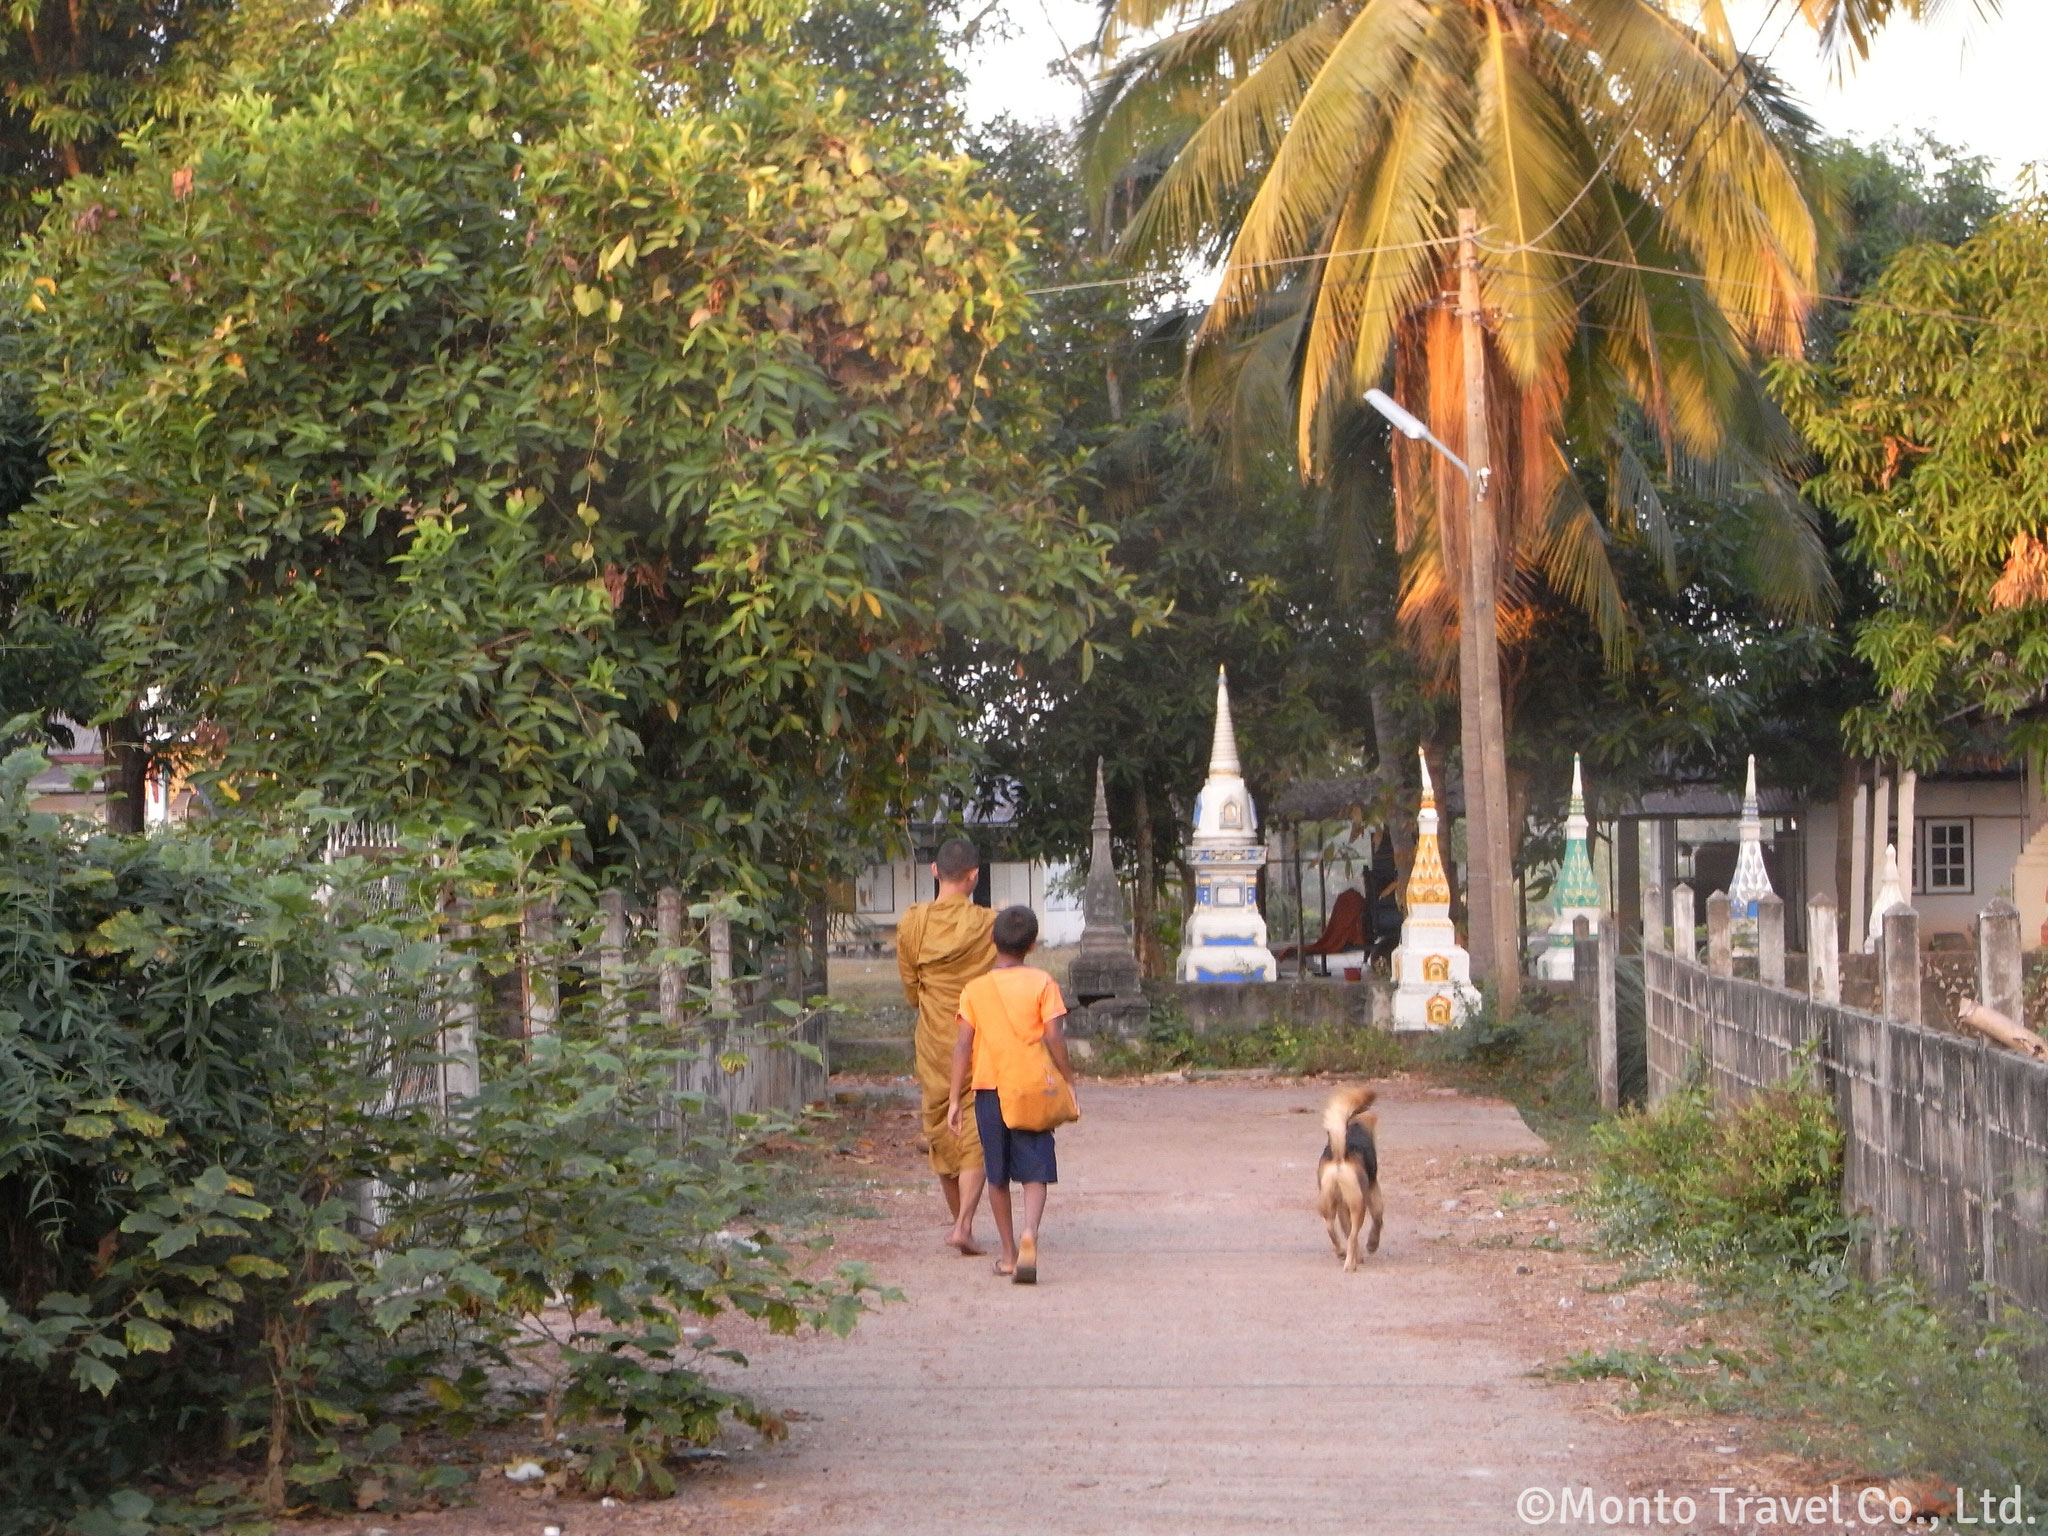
1177, 668, 1277, 983
1727, 754, 1776, 954
1391, 750, 1481, 1029
1866, 842, 1906, 953
1537, 754, 1601, 981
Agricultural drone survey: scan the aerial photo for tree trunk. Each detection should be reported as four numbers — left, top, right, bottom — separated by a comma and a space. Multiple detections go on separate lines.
1835, 755, 1863, 911
805, 894, 831, 1001
1133, 779, 1163, 980
103, 709, 147, 834
1456, 209, 1519, 1013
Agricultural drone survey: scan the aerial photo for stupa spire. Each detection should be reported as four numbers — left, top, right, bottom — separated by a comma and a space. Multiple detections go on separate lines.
1392, 747, 1477, 1027
1070, 757, 1144, 1012
1539, 753, 1601, 980
1208, 666, 1242, 777
1728, 753, 1776, 952
1178, 664, 1274, 981
1406, 748, 1452, 911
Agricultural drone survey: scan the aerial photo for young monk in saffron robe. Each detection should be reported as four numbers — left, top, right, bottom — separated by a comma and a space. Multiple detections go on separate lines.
896, 836, 995, 1254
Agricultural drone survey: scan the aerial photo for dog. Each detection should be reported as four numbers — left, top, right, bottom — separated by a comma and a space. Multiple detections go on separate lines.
1316, 1085, 1384, 1271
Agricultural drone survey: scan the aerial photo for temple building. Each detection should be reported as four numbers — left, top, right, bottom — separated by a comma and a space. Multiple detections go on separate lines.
1177, 669, 1277, 983
1391, 750, 1480, 1029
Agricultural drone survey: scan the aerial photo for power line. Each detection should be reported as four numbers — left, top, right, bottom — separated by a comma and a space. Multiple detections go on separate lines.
1022, 233, 1454, 297
1022, 231, 2048, 345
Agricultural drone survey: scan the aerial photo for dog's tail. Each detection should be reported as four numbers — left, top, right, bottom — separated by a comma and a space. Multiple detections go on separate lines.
1322, 1085, 1378, 1162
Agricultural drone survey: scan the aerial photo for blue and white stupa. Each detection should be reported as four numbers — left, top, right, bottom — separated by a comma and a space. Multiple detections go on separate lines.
1728, 754, 1776, 954
1177, 668, 1277, 983
1537, 755, 1601, 981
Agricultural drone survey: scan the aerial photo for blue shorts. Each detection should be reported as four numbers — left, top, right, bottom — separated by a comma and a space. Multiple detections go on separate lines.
974, 1089, 1058, 1188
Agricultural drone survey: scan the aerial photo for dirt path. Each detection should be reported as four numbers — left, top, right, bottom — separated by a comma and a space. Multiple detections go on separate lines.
634, 1077, 1740, 1535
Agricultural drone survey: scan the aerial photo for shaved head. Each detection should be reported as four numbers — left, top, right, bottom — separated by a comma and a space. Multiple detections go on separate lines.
934, 837, 980, 881
992, 904, 1038, 957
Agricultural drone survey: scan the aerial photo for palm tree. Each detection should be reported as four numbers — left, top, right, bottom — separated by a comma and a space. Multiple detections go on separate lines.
1083, 0, 1840, 1003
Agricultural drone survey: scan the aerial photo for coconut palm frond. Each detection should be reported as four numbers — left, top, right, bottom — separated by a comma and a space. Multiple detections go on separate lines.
1207, 0, 1444, 321
1610, 435, 1677, 588
1472, 7, 1595, 382
1543, 465, 1635, 668
1114, 6, 1349, 263
1082, 0, 1333, 205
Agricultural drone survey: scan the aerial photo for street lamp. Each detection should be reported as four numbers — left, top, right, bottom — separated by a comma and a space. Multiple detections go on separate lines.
1362, 388, 1488, 496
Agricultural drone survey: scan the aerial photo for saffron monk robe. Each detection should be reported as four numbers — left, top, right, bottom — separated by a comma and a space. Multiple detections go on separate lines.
896, 835, 996, 1255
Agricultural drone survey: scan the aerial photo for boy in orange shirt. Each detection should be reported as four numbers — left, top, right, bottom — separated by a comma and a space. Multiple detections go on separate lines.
945, 905, 1077, 1284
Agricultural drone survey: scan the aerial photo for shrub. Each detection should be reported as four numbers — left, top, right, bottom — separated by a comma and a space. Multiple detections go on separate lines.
0, 754, 874, 1532
1586, 1067, 1849, 1275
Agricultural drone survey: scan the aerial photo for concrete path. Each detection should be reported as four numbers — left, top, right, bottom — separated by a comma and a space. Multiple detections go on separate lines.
685, 1078, 1696, 1535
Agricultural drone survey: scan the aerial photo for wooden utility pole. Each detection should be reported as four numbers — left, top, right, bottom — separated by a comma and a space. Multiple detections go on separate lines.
1457, 208, 1520, 1013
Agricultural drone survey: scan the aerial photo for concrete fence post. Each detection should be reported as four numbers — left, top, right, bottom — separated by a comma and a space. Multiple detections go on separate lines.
1807, 894, 1840, 1004
1706, 891, 1733, 977
1977, 895, 2024, 1030
599, 889, 629, 1031
709, 897, 736, 1017
1758, 892, 1786, 989
1642, 883, 1666, 952
1572, 914, 1595, 1075
1881, 905, 1921, 1029
443, 906, 479, 1103
1672, 883, 1696, 964
521, 896, 557, 1037
1597, 919, 1619, 1112
657, 886, 685, 1033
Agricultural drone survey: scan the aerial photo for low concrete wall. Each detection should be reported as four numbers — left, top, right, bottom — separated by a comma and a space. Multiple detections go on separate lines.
1646, 947, 2048, 1321
1152, 979, 1391, 1034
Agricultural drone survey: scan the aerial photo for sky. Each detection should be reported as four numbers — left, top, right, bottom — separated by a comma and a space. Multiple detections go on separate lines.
958, 0, 2046, 188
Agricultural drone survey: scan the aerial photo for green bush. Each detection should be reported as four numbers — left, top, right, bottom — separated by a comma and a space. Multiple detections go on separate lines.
1587, 1069, 1850, 1275
0, 753, 876, 1532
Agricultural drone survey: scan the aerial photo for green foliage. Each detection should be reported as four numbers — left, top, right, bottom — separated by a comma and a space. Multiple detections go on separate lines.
5, 0, 1135, 916
0, 0, 236, 237
1587, 1071, 1849, 1275
1783, 197, 2048, 766
1087, 1015, 1406, 1079
0, 753, 879, 1530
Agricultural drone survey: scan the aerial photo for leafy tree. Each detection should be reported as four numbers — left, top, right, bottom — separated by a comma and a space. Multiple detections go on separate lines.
1783, 197, 2048, 768
6, 0, 1133, 918
0, 0, 235, 235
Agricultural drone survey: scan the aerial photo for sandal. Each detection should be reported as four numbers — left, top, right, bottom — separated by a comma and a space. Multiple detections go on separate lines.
993, 1258, 1016, 1277
1013, 1233, 1037, 1285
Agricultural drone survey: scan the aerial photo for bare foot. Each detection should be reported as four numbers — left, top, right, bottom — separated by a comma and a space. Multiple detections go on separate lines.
993, 1257, 1016, 1277
946, 1230, 984, 1256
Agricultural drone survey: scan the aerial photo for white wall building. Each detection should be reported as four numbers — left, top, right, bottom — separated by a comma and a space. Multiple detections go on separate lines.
850, 856, 1084, 948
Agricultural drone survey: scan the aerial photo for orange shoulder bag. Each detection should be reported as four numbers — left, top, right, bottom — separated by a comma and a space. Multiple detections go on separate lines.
992, 982, 1080, 1133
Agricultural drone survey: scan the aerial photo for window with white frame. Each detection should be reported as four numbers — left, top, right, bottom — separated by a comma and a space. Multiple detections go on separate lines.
1916, 819, 1972, 894
855, 862, 897, 915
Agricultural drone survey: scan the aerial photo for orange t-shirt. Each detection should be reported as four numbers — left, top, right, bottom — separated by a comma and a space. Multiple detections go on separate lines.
957, 965, 1067, 1093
